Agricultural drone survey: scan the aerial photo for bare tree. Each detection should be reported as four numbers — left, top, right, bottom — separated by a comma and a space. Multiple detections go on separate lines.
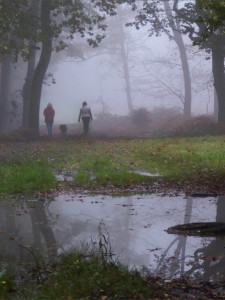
116, 6, 134, 113
163, 0, 192, 117
96, 5, 137, 113
133, 0, 192, 117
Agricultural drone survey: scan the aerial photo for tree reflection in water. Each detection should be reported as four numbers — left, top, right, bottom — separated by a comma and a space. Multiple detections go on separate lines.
154, 196, 193, 278
1, 193, 225, 283
157, 195, 225, 281
185, 196, 225, 281
0, 197, 57, 278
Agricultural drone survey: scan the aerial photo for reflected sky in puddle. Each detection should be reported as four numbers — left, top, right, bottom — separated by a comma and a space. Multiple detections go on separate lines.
0, 193, 224, 282
131, 171, 160, 177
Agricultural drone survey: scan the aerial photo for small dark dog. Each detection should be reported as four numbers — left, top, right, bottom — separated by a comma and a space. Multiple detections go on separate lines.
59, 124, 67, 135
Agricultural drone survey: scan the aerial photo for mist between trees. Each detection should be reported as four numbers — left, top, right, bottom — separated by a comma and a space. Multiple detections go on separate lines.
0, 0, 225, 137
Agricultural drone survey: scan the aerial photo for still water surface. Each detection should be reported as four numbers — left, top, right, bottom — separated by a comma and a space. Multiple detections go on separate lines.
0, 193, 224, 282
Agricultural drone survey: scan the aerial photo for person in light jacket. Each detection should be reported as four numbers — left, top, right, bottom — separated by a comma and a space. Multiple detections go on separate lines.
43, 103, 55, 136
78, 101, 93, 135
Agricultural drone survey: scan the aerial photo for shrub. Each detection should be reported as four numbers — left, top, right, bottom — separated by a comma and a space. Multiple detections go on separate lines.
131, 108, 150, 128
174, 115, 225, 137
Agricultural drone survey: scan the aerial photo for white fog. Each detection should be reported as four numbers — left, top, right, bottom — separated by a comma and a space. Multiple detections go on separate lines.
40, 32, 214, 126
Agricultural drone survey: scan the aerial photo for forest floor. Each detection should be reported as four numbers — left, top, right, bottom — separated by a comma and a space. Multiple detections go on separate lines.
1, 135, 225, 299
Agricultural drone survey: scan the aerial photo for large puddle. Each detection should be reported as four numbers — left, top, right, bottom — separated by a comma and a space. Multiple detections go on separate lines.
0, 193, 225, 282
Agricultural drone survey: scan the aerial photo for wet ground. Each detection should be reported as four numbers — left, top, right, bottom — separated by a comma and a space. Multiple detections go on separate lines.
1, 192, 225, 285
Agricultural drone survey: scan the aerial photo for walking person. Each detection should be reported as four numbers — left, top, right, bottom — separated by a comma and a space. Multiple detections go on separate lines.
43, 103, 55, 136
78, 101, 93, 135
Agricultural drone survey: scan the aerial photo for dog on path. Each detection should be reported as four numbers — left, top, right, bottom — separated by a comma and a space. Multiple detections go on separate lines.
59, 124, 67, 135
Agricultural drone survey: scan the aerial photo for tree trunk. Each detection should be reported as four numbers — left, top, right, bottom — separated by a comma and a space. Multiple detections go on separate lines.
117, 10, 134, 113
174, 31, 192, 118
0, 55, 11, 133
121, 44, 134, 113
214, 88, 218, 121
212, 48, 225, 123
164, 0, 192, 118
23, 51, 36, 127
22, 0, 39, 128
28, 0, 52, 134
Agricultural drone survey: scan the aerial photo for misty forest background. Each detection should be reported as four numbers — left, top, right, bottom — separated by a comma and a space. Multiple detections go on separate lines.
1, 0, 225, 139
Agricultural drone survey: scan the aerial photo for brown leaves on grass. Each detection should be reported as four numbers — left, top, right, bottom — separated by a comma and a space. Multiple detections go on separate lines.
153, 277, 225, 299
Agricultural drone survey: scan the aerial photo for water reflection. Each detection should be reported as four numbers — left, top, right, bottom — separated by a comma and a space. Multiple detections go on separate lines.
155, 196, 193, 278
185, 196, 225, 281
0, 198, 57, 279
1, 193, 225, 282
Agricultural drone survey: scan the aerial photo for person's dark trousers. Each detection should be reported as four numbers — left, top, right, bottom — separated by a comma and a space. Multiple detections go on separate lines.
82, 117, 90, 135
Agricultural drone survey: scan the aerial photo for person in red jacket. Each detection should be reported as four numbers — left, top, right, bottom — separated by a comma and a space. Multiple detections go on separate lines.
43, 103, 55, 136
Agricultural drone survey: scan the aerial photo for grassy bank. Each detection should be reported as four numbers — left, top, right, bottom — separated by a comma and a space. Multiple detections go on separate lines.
1, 250, 161, 300
35, 252, 158, 300
0, 136, 225, 194
0, 161, 56, 195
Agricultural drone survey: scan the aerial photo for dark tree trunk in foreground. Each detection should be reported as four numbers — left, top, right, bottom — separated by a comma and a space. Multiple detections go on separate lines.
212, 48, 225, 123
28, 0, 52, 134
214, 88, 218, 121
0, 55, 11, 133
23, 50, 36, 127
22, 0, 38, 128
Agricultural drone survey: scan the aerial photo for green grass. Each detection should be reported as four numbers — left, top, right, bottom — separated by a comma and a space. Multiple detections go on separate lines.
0, 269, 15, 299
75, 170, 154, 186
53, 136, 225, 183
0, 160, 56, 194
1, 136, 225, 189
36, 253, 156, 300
74, 171, 90, 184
